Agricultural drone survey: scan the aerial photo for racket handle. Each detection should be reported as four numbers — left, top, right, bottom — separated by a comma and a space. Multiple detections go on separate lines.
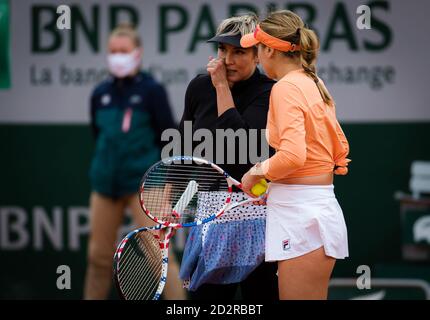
172, 180, 198, 216
251, 179, 268, 196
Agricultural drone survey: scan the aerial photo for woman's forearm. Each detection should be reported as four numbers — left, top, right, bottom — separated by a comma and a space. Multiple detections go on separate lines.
215, 83, 235, 117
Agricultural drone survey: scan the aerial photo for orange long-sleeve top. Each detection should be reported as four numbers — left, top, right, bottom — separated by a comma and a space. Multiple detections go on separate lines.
261, 69, 350, 181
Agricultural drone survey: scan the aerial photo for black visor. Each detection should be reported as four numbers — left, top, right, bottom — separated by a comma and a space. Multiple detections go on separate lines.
207, 33, 243, 48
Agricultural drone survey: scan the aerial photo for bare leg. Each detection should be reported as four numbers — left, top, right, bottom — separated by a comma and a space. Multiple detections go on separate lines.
84, 192, 124, 299
126, 194, 187, 300
277, 246, 336, 300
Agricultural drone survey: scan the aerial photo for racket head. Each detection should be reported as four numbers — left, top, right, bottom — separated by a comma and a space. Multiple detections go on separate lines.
139, 156, 233, 228
113, 225, 173, 300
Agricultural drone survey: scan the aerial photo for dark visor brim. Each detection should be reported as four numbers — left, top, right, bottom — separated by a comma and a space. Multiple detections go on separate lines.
207, 34, 243, 48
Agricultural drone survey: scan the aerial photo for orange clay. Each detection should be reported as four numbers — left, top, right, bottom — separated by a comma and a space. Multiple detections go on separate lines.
261, 69, 350, 182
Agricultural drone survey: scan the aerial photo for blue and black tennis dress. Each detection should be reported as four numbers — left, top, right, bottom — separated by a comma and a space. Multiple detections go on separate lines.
89, 72, 176, 198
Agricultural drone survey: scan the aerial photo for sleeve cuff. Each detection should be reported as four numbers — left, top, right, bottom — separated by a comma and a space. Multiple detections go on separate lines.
216, 108, 244, 129
260, 159, 273, 180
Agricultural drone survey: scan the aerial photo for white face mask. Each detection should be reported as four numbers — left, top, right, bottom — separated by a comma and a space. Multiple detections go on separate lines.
107, 50, 141, 78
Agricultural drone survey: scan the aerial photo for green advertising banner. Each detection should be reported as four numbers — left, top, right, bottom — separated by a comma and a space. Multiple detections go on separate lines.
0, 0, 10, 89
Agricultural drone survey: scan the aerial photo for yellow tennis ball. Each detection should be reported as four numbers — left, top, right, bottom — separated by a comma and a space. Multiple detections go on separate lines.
251, 181, 267, 196
259, 179, 268, 187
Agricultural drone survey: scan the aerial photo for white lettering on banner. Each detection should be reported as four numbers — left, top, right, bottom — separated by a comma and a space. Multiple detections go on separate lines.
34, 206, 63, 250
0, 206, 187, 251
68, 207, 90, 251
0, 207, 29, 250
0, 206, 89, 251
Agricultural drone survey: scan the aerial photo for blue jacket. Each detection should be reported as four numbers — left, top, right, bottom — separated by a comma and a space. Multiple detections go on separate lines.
89, 71, 175, 198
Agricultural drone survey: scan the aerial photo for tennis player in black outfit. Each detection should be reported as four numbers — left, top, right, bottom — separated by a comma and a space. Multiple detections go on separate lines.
177, 13, 279, 300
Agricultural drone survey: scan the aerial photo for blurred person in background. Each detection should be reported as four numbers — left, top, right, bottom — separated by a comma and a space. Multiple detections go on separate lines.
84, 23, 185, 300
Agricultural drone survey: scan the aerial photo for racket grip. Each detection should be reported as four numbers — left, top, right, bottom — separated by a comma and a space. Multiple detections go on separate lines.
251, 179, 268, 196
173, 180, 198, 216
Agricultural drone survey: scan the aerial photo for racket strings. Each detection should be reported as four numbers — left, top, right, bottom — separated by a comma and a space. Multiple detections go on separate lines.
122, 238, 161, 300
150, 166, 228, 176
124, 239, 159, 300
142, 162, 229, 224
118, 238, 159, 299
117, 231, 163, 300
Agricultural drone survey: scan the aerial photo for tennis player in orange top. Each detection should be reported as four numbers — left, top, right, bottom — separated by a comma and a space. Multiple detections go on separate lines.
240, 10, 351, 300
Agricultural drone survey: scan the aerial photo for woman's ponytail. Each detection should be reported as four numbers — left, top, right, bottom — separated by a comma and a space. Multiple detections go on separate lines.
299, 27, 334, 106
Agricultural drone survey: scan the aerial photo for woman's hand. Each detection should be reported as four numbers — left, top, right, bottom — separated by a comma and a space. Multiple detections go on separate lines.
241, 168, 265, 198
207, 56, 230, 88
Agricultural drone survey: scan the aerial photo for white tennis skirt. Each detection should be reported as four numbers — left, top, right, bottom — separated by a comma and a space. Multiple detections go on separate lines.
265, 183, 349, 262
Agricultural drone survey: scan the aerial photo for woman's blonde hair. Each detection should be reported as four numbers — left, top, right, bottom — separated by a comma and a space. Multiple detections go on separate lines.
216, 13, 259, 37
109, 23, 141, 48
260, 10, 333, 106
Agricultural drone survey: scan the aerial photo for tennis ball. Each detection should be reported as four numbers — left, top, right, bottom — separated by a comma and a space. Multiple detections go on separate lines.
251, 180, 267, 196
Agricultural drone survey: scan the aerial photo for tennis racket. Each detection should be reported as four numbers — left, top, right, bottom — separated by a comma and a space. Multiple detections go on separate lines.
113, 224, 174, 300
139, 155, 267, 228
